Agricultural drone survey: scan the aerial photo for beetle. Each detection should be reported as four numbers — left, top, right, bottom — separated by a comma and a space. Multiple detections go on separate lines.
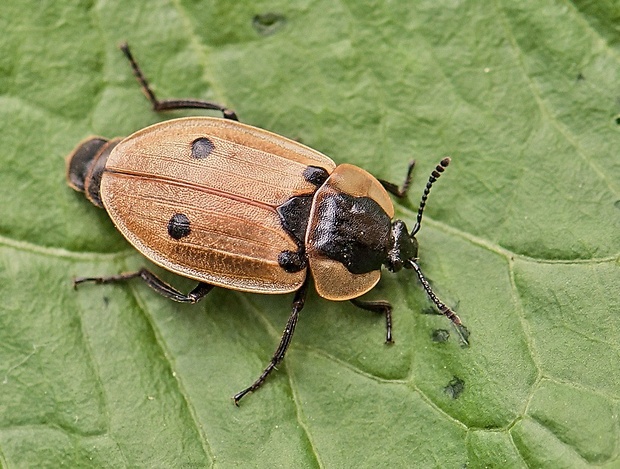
67, 43, 469, 405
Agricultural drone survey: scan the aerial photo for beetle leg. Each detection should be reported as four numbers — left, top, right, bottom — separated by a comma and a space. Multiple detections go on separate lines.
73, 268, 214, 304
233, 276, 309, 405
120, 42, 239, 121
377, 160, 415, 198
350, 298, 393, 344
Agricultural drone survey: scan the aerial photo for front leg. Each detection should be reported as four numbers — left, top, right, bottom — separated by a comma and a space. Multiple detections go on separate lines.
378, 160, 415, 198
350, 298, 394, 343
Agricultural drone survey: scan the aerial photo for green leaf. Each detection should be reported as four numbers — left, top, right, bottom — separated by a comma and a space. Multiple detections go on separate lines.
1, 0, 618, 467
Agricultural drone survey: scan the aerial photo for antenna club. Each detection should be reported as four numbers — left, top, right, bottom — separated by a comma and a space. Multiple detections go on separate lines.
410, 157, 452, 236
431, 157, 451, 180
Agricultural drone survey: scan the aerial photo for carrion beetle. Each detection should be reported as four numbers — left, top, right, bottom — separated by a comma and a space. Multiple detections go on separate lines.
67, 43, 469, 405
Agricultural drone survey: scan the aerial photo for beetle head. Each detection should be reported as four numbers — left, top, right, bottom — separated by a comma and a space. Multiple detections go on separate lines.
385, 220, 418, 272
385, 157, 469, 345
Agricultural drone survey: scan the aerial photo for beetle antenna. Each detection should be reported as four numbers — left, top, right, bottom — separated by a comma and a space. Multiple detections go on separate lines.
410, 157, 451, 236
407, 259, 469, 345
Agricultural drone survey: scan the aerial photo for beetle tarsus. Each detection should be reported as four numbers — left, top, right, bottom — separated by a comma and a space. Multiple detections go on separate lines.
73, 270, 142, 287
120, 42, 239, 121
233, 276, 309, 405
350, 298, 394, 344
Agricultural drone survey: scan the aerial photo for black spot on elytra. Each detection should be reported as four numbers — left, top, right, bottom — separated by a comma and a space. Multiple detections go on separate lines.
303, 166, 329, 186
191, 137, 214, 159
278, 250, 306, 273
168, 213, 191, 239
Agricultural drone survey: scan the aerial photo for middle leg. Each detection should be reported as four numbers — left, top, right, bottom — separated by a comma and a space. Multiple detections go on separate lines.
233, 275, 310, 405
350, 298, 394, 343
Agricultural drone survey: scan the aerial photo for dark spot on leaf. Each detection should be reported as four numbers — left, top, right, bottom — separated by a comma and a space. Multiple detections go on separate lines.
614, 200, 620, 210
191, 137, 214, 159
103, 296, 109, 307
576, 72, 585, 81
431, 329, 450, 343
252, 13, 286, 36
168, 213, 191, 240
615, 115, 620, 125
444, 376, 465, 399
